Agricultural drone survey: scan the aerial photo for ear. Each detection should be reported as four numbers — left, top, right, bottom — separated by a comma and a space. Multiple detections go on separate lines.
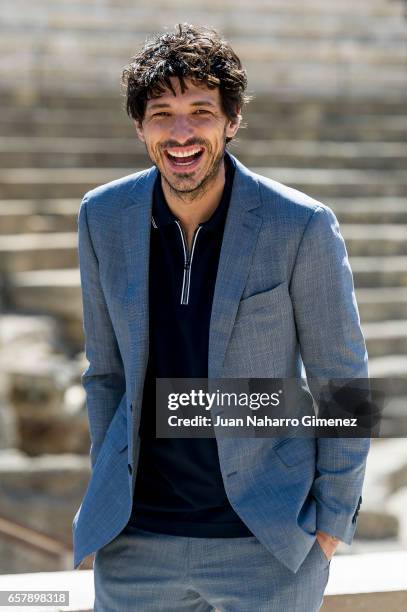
225, 111, 242, 140
134, 120, 145, 142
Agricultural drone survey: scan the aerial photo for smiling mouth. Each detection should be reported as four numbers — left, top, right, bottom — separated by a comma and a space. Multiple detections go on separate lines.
164, 147, 205, 167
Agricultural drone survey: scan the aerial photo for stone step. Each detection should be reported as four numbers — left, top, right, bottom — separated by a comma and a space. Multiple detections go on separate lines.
0, 108, 131, 138
3, 354, 89, 455
245, 64, 407, 98
356, 287, 407, 322
245, 115, 407, 142
7, 269, 86, 350
6, 0, 402, 6
8, 269, 81, 319
0, 138, 406, 170
0, 199, 78, 234
0, 137, 144, 170
362, 320, 407, 358
0, 449, 89, 573
1, 167, 406, 199
342, 225, 407, 256
350, 256, 407, 288
330, 198, 407, 224
3, 7, 406, 37
5, 0, 403, 17
0, 233, 78, 273
4, 32, 407, 64
0, 168, 115, 200
368, 355, 407, 377
257, 168, 407, 198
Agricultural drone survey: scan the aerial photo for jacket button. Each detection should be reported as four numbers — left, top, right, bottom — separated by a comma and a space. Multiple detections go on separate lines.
128, 463, 132, 475
130, 403, 133, 412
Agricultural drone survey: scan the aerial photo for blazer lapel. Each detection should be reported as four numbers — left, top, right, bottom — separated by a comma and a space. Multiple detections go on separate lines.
121, 165, 157, 408
208, 153, 263, 378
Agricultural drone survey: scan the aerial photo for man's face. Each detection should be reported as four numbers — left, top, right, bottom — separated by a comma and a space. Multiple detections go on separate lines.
135, 76, 241, 197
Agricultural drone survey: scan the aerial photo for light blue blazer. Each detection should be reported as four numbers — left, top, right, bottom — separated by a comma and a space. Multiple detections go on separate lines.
72, 150, 370, 574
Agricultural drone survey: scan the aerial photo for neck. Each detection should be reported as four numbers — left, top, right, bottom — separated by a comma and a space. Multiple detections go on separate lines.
161, 158, 226, 234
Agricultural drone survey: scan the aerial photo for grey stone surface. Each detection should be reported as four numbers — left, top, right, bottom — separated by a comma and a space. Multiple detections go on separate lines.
355, 510, 399, 540
0, 449, 89, 573
0, 403, 18, 451
369, 355, 407, 377
0, 0, 406, 104
0, 232, 78, 273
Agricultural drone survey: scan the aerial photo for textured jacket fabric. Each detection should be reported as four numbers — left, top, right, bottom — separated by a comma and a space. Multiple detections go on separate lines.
72, 151, 370, 574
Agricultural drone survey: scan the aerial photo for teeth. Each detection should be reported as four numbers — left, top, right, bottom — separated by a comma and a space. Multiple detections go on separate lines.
167, 148, 202, 158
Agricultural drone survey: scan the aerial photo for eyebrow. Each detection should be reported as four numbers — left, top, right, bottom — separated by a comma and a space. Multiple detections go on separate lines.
147, 100, 217, 111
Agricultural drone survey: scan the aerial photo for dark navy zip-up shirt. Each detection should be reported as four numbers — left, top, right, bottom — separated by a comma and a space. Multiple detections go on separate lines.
126, 150, 254, 537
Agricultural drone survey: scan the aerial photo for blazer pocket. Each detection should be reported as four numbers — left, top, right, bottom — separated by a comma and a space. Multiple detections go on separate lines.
236, 280, 290, 322
273, 437, 316, 467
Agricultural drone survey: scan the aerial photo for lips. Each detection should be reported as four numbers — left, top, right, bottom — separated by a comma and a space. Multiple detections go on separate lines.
164, 146, 205, 170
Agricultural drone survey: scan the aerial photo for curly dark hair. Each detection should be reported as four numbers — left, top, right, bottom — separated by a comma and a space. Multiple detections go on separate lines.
120, 23, 253, 143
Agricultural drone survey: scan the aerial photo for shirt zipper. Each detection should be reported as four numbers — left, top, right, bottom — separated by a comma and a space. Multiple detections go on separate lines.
174, 220, 202, 305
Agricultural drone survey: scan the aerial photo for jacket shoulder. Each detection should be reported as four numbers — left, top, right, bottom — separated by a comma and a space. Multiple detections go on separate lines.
81, 166, 156, 211
253, 171, 334, 224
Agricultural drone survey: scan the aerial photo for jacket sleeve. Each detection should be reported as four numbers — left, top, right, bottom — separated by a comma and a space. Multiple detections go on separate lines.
77, 195, 126, 469
289, 204, 371, 544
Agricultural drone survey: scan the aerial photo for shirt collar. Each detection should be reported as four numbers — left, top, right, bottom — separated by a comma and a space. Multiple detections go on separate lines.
151, 149, 236, 233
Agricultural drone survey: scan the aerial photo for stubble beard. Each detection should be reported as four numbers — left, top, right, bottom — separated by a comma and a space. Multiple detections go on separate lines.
147, 135, 227, 204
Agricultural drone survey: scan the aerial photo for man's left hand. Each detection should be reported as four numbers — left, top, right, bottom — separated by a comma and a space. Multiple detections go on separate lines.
316, 530, 341, 561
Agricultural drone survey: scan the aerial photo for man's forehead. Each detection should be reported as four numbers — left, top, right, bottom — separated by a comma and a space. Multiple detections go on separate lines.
147, 78, 220, 106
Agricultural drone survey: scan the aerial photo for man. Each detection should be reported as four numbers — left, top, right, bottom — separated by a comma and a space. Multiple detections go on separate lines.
72, 23, 370, 611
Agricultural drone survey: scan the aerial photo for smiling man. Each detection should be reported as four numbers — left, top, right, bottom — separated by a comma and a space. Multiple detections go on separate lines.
134, 66, 240, 251
72, 23, 370, 612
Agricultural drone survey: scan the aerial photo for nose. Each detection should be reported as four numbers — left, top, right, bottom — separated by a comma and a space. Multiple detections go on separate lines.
169, 114, 194, 142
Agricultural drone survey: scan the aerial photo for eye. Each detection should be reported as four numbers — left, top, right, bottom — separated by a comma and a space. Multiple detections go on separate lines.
152, 112, 170, 117
194, 109, 210, 115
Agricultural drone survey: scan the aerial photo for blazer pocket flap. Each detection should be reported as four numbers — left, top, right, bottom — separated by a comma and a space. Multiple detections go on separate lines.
274, 437, 316, 467
237, 281, 289, 320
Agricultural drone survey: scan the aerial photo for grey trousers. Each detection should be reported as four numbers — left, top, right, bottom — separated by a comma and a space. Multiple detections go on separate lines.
93, 525, 331, 611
